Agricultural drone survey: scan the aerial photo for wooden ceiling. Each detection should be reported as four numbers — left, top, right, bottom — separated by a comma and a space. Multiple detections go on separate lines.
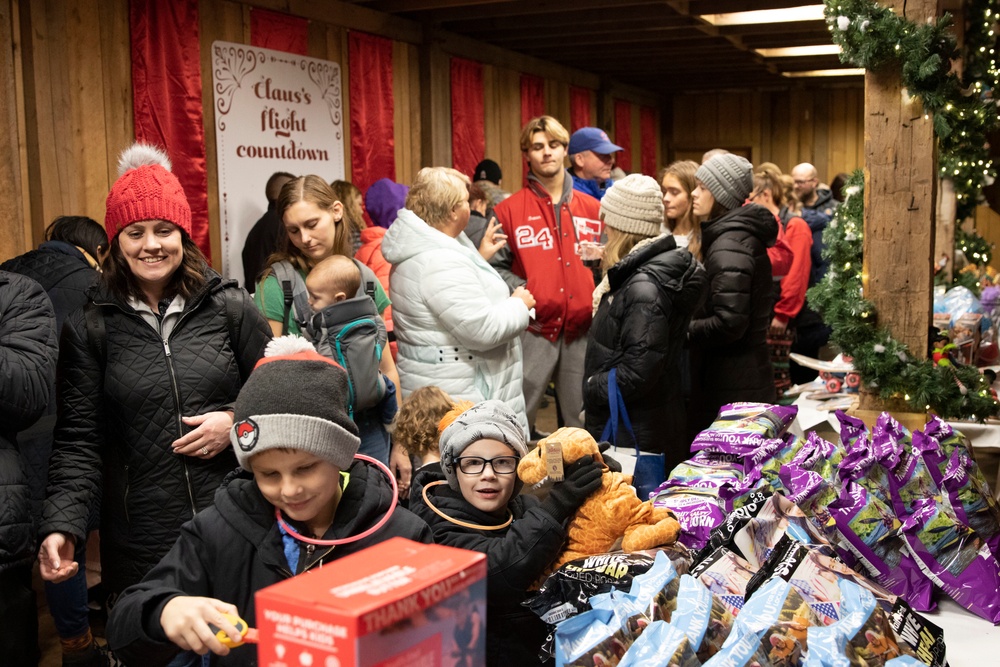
344, 0, 861, 95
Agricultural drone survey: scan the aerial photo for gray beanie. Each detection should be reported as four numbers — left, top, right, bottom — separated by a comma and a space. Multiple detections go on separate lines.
695, 154, 754, 211
230, 336, 360, 471
600, 174, 664, 238
439, 400, 528, 491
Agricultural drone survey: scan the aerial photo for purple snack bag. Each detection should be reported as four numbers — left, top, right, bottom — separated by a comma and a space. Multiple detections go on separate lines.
718, 467, 772, 513
779, 463, 844, 550
941, 447, 1000, 560
829, 479, 936, 611
885, 439, 939, 521
690, 402, 798, 454
836, 410, 871, 454
901, 497, 1000, 623
790, 431, 844, 471
653, 491, 727, 551
871, 412, 909, 470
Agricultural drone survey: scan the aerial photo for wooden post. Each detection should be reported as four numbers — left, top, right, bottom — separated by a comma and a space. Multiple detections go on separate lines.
858, 0, 938, 412
419, 26, 452, 168
0, 0, 27, 261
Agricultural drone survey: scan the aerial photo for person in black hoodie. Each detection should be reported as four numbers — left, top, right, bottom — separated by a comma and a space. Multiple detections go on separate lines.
0, 216, 107, 667
687, 154, 779, 433
409, 400, 602, 667
105, 336, 431, 667
583, 175, 708, 474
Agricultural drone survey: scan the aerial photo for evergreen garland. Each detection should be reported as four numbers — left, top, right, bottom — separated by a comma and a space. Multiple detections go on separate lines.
808, 172, 999, 419
825, 0, 999, 220
956, 228, 994, 267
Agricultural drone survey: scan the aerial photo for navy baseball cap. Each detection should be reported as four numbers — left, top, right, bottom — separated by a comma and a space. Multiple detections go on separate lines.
568, 127, 623, 156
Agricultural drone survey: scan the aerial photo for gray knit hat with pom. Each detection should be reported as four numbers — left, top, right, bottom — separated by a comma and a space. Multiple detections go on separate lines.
695, 153, 754, 211
600, 174, 664, 238
230, 336, 360, 471
439, 400, 528, 491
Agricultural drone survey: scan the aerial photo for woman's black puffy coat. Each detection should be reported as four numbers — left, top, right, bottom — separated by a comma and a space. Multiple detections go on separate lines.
0, 241, 99, 516
688, 204, 778, 431
0, 271, 57, 572
40, 271, 271, 594
583, 235, 707, 473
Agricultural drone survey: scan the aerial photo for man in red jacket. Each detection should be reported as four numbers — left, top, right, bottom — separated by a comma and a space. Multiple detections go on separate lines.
490, 116, 602, 433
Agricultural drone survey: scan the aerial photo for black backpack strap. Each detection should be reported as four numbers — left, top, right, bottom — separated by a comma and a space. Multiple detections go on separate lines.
281, 280, 293, 336
83, 301, 107, 367
223, 287, 247, 380
354, 259, 377, 300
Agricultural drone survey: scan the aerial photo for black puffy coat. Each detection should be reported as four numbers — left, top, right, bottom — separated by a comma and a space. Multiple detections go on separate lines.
688, 204, 778, 431
583, 235, 707, 472
40, 271, 271, 595
409, 463, 566, 667
107, 462, 432, 667
0, 241, 99, 516
0, 271, 57, 572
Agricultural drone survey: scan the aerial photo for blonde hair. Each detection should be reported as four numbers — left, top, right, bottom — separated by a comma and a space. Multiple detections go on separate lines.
307, 255, 361, 299
405, 167, 470, 229
601, 228, 648, 274
390, 387, 455, 460
519, 115, 570, 152
263, 175, 351, 276
659, 160, 702, 261
330, 180, 365, 235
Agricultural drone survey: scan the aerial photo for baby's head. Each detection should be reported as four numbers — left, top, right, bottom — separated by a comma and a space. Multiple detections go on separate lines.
391, 386, 455, 464
230, 336, 361, 529
306, 255, 361, 311
438, 400, 527, 515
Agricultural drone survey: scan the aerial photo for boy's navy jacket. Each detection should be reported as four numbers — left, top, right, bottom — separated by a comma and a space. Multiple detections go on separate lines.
107, 460, 431, 667
409, 463, 565, 666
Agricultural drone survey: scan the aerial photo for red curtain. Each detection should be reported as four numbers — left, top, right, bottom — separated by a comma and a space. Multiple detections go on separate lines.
450, 58, 485, 180
640, 106, 657, 177
570, 87, 592, 131
250, 8, 308, 55
520, 75, 545, 183
348, 32, 395, 198
520, 74, 545, 126
130, 0, 211, 258
614, 100, 633, 174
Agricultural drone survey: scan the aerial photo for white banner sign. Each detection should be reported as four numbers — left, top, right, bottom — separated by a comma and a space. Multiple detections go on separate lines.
212, 40, 345, 285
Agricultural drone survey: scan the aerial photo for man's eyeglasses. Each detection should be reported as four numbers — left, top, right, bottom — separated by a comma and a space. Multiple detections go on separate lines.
455, 456, 520, 475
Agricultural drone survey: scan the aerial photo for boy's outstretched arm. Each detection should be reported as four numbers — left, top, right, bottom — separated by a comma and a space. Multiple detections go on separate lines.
160, 596, 243, 656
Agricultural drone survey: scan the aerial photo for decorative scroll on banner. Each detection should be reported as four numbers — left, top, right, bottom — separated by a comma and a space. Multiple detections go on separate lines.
211, 41, 345, 282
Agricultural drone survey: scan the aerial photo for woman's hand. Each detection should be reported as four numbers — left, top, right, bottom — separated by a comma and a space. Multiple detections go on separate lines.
173, 411, 235, 459
160, 596, 242, 656
390, 441, 413, 500
478, 218, 507, 262
38, 532, 78, 582
512, 286, 536, 311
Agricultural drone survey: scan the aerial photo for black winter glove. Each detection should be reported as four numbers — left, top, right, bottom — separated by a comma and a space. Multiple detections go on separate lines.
597, 441, 623, 473
540, 455, 603, 522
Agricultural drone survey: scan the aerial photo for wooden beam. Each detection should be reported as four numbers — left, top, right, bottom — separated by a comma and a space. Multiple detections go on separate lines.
0, 0, 26, 261
370, 0, 508, 12
444, 5, 690, 34
240, 0, 424, 44
859, 0, 937, 410
419, 36, 451, 167
423, 0, 668, 22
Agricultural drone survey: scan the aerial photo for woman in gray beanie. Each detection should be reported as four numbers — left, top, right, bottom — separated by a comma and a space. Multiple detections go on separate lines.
582, 174, 708, 473
687, 154, 779, 433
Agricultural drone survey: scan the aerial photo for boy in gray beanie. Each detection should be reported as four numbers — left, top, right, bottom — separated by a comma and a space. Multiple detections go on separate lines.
106, 336, 431, 666
408, 399, 602, 666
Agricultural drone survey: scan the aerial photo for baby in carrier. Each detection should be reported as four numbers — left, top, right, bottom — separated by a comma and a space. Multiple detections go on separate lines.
305, 256, 398, 453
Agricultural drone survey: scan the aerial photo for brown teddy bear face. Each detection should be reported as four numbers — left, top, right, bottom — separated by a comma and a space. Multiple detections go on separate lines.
516, 427, 603, 485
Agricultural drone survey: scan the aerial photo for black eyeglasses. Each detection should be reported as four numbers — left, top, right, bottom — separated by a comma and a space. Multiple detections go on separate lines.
455, 456, 520, 475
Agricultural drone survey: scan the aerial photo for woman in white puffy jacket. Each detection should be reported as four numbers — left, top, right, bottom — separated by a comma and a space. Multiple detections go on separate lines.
382, 167, 535, 435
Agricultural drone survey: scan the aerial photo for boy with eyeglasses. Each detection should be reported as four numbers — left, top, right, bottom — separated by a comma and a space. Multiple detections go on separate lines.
408, 400, 602, 667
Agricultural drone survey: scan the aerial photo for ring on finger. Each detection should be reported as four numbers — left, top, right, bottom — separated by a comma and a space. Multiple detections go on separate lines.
201, 446, 209, 456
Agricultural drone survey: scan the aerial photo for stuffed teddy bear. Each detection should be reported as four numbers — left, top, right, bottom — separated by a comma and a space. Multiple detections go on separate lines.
518, 426, 681, 573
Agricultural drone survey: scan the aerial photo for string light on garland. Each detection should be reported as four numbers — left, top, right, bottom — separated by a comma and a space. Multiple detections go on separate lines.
808, 172, 999, 420
825, 0, 999, 220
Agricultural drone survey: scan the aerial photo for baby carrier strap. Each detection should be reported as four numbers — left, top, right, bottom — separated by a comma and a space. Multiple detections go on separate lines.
271, 260, 311, 335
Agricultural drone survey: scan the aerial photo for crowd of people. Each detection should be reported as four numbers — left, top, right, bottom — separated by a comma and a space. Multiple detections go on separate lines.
0, 114, 844, 667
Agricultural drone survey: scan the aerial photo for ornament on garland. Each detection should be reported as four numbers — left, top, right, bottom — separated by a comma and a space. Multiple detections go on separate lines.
825, 0, 999, 220
808, 171, 999, 420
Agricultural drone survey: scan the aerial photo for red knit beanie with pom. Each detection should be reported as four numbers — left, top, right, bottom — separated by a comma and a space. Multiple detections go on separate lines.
104, 143, 192, 241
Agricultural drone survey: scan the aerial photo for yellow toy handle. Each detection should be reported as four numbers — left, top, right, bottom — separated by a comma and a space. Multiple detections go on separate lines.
209, 612, 251, 648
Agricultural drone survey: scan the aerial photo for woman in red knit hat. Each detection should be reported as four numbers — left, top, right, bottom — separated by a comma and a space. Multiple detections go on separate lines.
37, 145, 272, 636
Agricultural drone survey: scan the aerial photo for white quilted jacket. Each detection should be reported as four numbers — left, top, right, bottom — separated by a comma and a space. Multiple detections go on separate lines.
382, 208, 529, 434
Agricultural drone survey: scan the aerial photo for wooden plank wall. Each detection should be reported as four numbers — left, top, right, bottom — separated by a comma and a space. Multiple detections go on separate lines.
670, 87, 865, 182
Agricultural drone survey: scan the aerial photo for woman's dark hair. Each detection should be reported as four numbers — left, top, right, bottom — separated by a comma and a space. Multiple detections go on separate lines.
45, 216, 107, 260
101, 231, 208, 302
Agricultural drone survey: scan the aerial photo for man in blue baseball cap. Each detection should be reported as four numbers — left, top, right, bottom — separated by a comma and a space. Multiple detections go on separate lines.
567, 127, 623, 200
